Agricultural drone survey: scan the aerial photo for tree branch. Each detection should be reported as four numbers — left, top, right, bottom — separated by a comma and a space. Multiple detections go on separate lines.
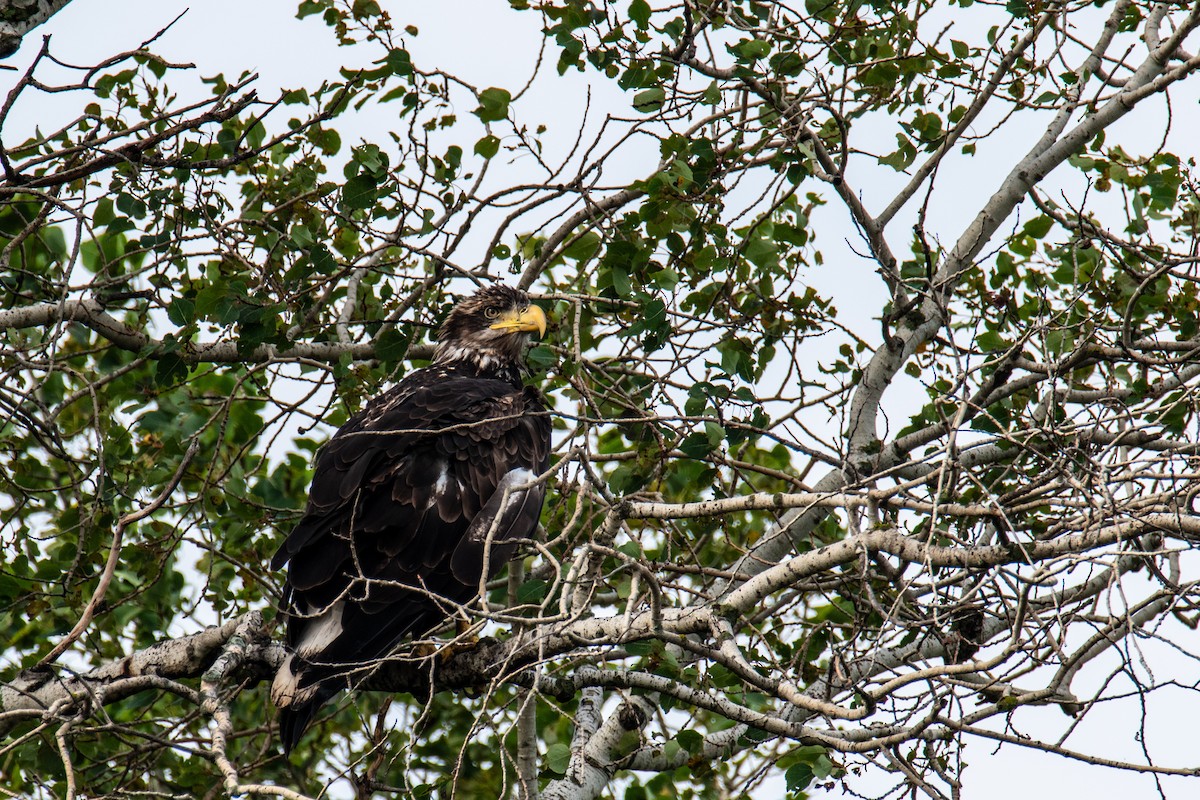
0, 298, 435, 364
0, 0, 72, 58
0, 613, 277, 735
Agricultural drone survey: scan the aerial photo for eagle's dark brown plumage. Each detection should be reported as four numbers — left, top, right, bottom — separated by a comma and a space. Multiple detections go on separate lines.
270, 284, 551, 753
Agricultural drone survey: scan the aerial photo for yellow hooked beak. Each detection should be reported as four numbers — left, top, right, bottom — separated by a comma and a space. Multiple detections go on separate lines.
489, 304, 547, 338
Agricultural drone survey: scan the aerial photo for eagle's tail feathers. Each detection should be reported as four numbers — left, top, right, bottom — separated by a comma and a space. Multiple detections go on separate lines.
277, 684, 339, 755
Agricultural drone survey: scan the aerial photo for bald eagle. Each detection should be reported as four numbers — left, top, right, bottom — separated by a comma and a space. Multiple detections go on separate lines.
270, 284, 551, 753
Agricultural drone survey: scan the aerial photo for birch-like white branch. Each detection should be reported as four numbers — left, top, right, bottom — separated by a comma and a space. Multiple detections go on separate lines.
0, 298, 434, 363
0, 0, 73, 57
0, 614, 279, 733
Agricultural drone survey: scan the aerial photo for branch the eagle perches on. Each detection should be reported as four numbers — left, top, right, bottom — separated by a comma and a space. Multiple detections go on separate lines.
3, 508, 1190, 763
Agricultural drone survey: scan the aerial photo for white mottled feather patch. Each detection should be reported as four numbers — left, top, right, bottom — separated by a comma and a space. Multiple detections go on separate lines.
429, 465, 451, 509
474, 467, 535, 539
500, 467, 535, 490
271, 654, 313, 707
271, 602, 345, 709
296, 600, 345, 658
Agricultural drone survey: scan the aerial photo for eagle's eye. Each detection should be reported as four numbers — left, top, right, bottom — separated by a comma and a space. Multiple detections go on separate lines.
484, 306, 501, 319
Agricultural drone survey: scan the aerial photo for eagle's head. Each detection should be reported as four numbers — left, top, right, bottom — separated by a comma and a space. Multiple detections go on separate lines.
433, 284, 547, 374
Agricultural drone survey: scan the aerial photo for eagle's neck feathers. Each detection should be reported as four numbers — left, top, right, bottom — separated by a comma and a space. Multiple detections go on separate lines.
431, 342, 524, 385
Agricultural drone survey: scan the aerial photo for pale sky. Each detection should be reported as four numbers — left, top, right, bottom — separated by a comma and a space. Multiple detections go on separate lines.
6, 1, 1199, 797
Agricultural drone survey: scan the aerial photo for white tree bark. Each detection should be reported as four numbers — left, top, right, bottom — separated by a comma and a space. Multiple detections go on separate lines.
0, 0, 73, 57
541, 696, 655, 800
0, 298, 435, 363
0, 614, 275, 733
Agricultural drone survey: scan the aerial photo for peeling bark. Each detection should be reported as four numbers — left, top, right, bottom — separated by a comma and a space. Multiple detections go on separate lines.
0, 0, 73, 58
0, 614, 278, 735
0, 299, 436, 364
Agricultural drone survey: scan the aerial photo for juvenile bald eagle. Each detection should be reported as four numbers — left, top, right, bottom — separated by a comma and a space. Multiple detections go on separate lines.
270, 284, 551, 753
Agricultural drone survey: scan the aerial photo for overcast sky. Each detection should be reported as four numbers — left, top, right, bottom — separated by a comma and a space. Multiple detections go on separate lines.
6, 2, 1199, 798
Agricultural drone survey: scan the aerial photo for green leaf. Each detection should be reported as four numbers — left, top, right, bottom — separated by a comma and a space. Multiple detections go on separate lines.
154, 352, 187, 387
1045, 328, 1073, 355
290, 224, 315, 248
41, 226, 68, 258
879, 133, 917, 171
732, 38, 771, 62
1023, 215, 1054, 239
94, 196, 114, 227
632, 87, 665, 113
629, 0, 651, 28
217, 127, 238, 155
704, 421, 725, 447
651, 266, 679, 289
296, 0, 324, 18
680, 432, 712, 459
475, 87, 512, 122
608, 462, 648, 493
314, 127, 342, 155
282, 87, 310, 104
474, 134, 501, 159
352, 143, 386, 175
246, 120, 266, 149
386, 47, 413, 76
517, 579, 548, 604
625, 640, 654, 657
675, 729, 703, 754
744, 235, 777, 269
308, 244, 337, 274
115, 193, 147, 219
563, 231, 601, 262
770, 51, 805, 76
374, 327, 409, 361
545, 743, 571, 774
610, 265, 632, 297
167, 297, 195, 326
786, 762, 816, 791
343, 174, 378, 209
